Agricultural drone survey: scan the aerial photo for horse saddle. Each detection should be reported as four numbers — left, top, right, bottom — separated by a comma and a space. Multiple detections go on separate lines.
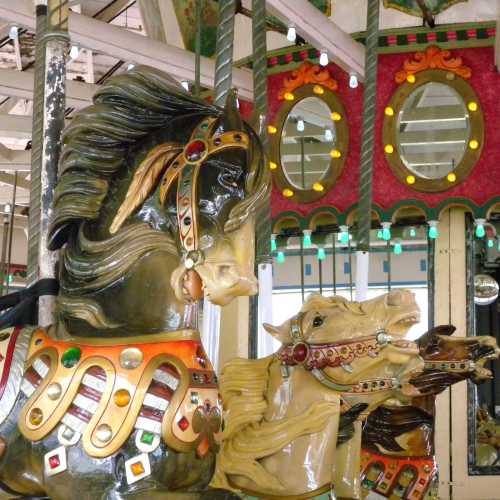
0, 326, 222, 459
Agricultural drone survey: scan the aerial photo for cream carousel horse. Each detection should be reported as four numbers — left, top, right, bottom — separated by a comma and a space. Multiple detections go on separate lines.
211, 290, 425, 499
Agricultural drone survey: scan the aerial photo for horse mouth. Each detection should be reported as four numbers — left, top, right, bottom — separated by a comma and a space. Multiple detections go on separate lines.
388, 311, 421, 333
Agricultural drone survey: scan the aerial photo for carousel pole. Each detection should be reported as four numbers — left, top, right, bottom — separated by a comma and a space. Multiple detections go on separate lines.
28, 0, 69, 326
355, 0, 380, 301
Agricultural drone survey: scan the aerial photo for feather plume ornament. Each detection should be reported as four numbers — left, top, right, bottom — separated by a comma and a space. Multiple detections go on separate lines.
109, 142, 182, 234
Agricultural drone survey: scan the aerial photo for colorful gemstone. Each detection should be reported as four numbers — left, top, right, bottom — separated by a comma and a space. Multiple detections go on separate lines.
184, 140, 207, 162
49, 455, 60, 469
95, 424, 113, 443
140, 431, 155, 445
119, 348, 143, 370
61, 347, 81, 368
47, 383, 62, 400
131, 461, 145, 476
292, 343, 308, 363
29, 408, 43, 426
114, 389, 131, 407
190, 392, 199, 405
177, 417, 190, 431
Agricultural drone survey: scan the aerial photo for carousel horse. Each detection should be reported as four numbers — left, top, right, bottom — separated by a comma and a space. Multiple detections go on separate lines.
0, 66, 269, 499
211, 290, 426, 499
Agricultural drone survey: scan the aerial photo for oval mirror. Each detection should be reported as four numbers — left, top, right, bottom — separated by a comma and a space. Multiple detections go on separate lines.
270, 83, 349, 204
281, 97, 335, 190
397, 82, 470, 180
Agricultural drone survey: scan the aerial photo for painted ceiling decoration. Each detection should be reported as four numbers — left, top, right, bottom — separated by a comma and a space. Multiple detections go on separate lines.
383, 0, 468, 18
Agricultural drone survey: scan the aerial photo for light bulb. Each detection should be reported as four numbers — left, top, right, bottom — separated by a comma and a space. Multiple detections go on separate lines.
393, 242, 403, 255
349, 74, 358, 89
377, 229, 383, 239
319, 50, 328, 67
8, 26, 18, 40
488, 239, 494, 248
297, 118, 305, 132
428, 221, 439, 239
475, 219, 486, 238
127, 63, 135, 71
303, 230, 312, 248
69, 45, 79, 59
181, 80, 190, 91
382, 222, 391, 241
271, 234, 277, 253
317, 247, 326, 261
287, 26, 296, 42
277, 251, 285, 264
409, 227, 417, 237
324, 128, 333, 142
339, 226, 349, 245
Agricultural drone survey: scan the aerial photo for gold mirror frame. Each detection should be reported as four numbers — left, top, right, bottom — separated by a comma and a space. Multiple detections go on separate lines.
269, 83, 349, 203
383, 69, 484, 193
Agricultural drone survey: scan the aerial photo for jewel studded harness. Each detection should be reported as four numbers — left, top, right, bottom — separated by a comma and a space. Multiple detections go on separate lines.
160, 116, 250, 268
276, 312, 413, 393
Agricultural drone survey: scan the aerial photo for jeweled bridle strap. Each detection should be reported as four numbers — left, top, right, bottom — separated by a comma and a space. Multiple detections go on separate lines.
159, 116, 250, 266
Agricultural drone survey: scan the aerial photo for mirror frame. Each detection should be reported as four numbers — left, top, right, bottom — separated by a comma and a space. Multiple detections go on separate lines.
382, 69, 484, 193
269, 83, 349, 203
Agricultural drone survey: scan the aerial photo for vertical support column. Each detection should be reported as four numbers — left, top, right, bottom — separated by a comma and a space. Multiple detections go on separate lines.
28, 0, 69, 326
355, 0, 380, 301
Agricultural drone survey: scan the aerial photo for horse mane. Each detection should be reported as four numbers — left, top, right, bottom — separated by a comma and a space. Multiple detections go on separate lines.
300, 293, 365, 316
211, 356, 339, 492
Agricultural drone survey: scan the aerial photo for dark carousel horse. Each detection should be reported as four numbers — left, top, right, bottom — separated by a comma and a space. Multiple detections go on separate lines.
0, 66, 268, 499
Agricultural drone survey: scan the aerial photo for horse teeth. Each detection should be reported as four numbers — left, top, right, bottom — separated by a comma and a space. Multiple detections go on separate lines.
367, 351, 378, 358
341, 363, 353, 373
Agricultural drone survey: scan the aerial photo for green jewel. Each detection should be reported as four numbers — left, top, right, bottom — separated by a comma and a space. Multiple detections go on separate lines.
61, 347, 82, 368
141, 431, 155, 445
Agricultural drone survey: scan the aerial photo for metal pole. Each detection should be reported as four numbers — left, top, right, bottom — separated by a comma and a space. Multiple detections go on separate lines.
318, 257, 323, 295
348, 237, 353, 301
5, 174, 17, 295
332, 234, 337, 295
194, 0, 202, 96
0, 213, 9, 296
387, 240, 392, 292
300, 137, 305, 189
28, 0, 69, 326
300, 238, 305, 303
356, 0, 380, 300
214, 0, 236, 106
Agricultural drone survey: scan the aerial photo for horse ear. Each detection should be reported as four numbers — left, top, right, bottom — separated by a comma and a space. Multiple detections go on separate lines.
263, 322, 290, 343
221, 88, 243, 132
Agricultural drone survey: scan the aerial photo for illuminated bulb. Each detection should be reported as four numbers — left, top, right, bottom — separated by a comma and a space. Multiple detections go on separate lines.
406, 175, 416, 185
282, 188, 294, 198
8, 26, 18, 40
468, 101, 478, 112
409, 227, 417, 238
319, 50, 328, 67
4, 204, 11, 214
268, 125, 277, 134
384, 106, 394, 116
312, 182, 324, 192
277, 251, 285, 264
331, 112, 342, 121
317, 247, 326, 261
428, 220, 439, 239
384, 144, 394, 154
127, 63, 135, 71
488, 238, 494, 248
406, 74, 416, 83
69, 45, 79, 59
271, 234, 277, 252
339, 225, 349, 245
330, 149, 341, 159
447, 172, 456, 183
381, 222, 391, 241
349, 74, 358, 89
284, 92, 294, 101
296, 118, 305, 132
469, 139, 479, 150
303, 230, 312, 248
181, 80, 190, 91
377, 229, 383, 239
287, 26, 297, 42
236, 97, 240, 109
475, 219, 486, 238
393, 241, 403, 255
269, 161, 277, 170
324, 128, 333, 141
313, 85, 324, 95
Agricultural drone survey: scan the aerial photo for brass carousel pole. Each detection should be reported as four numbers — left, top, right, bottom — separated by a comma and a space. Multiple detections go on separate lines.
356, 0, 380, 301
28, 0, 69, 326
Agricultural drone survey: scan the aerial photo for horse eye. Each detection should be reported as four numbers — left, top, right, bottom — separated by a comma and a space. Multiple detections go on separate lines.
313, 316, 324, 327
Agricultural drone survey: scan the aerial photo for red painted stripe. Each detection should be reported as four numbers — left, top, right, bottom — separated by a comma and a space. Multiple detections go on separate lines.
78, 384, 102, 403
24, 367, 42, 387
147, 379, 173, 400
86, 366, 106, 381
0, 327, 21, 399
157, 364, 179, 379
68, 404, 92, 423
139, 406, 163, 422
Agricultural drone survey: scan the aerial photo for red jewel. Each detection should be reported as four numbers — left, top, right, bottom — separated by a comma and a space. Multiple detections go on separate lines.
49, 455, 60, 469
185, 140, 207, 162
177, 416, 190, 431
292, 343, 308, 363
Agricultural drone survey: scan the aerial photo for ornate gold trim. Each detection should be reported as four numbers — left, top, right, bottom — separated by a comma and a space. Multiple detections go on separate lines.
278, 61, 338, 100
230, 480, 331, 500
395, 46, 471, 84
383, 69, 484, 192
269, 83, 349, 204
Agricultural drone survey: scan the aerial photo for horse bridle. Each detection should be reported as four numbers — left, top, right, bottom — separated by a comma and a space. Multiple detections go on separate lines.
160, 116, 250, 268
277, 312, 411, 392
